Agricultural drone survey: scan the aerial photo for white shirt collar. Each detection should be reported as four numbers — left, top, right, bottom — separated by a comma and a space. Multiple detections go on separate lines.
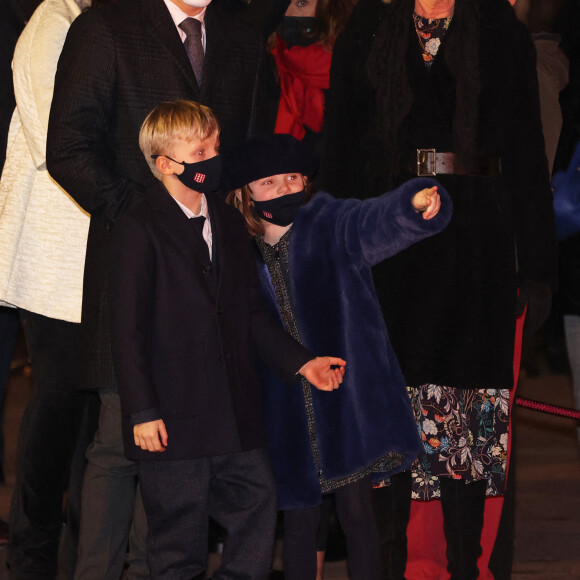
173, 193, 213, 259
174, 193, 209, 219
163, 0, 207, 44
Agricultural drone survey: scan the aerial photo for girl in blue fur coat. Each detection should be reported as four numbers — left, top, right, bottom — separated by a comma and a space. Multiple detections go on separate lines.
225, 134, 452, 580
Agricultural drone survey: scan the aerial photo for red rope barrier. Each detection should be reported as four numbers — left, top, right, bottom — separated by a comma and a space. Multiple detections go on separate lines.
515, 396, 580, 421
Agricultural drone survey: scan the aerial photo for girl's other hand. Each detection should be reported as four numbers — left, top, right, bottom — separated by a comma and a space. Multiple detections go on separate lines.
412, 186, 441, 220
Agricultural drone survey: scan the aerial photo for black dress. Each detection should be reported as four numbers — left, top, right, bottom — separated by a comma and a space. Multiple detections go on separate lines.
321, 0, 556, 497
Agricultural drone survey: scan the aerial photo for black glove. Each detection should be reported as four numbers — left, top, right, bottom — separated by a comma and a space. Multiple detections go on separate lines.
515, 280, 552, 335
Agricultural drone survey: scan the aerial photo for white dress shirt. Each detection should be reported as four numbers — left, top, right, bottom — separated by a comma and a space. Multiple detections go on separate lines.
163, 0, 207, 50
174, 194, 213, 260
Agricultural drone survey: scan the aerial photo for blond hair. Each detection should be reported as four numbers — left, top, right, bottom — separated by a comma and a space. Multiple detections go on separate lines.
139, 100, 220, 179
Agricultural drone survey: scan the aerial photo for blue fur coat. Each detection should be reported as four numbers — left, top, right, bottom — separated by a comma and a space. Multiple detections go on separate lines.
255, 177, 452, 509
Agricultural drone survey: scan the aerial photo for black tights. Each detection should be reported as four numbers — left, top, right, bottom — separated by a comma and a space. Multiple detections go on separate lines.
372, 471, 412, 580
283, 474, 381, 580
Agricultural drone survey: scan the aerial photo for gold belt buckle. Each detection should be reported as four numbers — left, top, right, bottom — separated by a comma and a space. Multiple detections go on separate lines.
416, 148, 437, 176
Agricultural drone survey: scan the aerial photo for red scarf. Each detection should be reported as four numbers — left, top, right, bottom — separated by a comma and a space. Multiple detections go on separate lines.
271, 37, 332, 140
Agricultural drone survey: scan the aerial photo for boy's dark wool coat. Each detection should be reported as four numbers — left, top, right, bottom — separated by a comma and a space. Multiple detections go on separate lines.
108, 184, 312, 462
254, 179, 451, 509
320, 0, 557, 390
47, 0, 270, 392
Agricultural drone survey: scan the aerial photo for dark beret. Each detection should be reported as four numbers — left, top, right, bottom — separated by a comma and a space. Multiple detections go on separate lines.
223, 133, 319, 190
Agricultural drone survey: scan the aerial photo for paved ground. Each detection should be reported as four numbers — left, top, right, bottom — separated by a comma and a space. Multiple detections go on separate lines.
0, 336, 578, 579
510, 373, 580, 579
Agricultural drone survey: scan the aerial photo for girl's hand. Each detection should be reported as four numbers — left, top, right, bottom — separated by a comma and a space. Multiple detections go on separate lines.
299, 357, 346, 391
412, 186, 441, 220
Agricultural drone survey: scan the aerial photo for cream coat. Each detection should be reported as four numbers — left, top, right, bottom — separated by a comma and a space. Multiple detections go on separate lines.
0, 0, 90, 322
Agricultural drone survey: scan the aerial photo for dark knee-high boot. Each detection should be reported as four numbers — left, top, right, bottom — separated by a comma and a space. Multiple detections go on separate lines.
371, 471, 412, 580
440, 477, 487, 580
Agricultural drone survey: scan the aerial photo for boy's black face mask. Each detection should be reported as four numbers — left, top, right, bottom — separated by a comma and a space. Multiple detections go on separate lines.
280, 17, 319, 48
153, 154, 222, 194
252, 190, 306, 227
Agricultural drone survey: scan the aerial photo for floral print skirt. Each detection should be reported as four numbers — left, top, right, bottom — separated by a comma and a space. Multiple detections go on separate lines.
409, 385, 510, 500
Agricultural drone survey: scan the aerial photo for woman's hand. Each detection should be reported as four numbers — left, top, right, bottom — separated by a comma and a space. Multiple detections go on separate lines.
299, 357, 346, 391
412, 186, 441, 220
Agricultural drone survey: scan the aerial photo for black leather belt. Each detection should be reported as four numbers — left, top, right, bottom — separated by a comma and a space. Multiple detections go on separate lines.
406, 149, 501, 178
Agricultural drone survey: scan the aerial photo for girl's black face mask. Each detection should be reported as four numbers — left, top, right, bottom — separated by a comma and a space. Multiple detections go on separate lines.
153, 154, 222, 194
280, 17, 319, 48
252, 190, 306, 227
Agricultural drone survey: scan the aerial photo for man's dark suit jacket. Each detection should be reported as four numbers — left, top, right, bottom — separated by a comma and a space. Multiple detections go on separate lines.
109, 183, 312, 461
47, 0, 269, 390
